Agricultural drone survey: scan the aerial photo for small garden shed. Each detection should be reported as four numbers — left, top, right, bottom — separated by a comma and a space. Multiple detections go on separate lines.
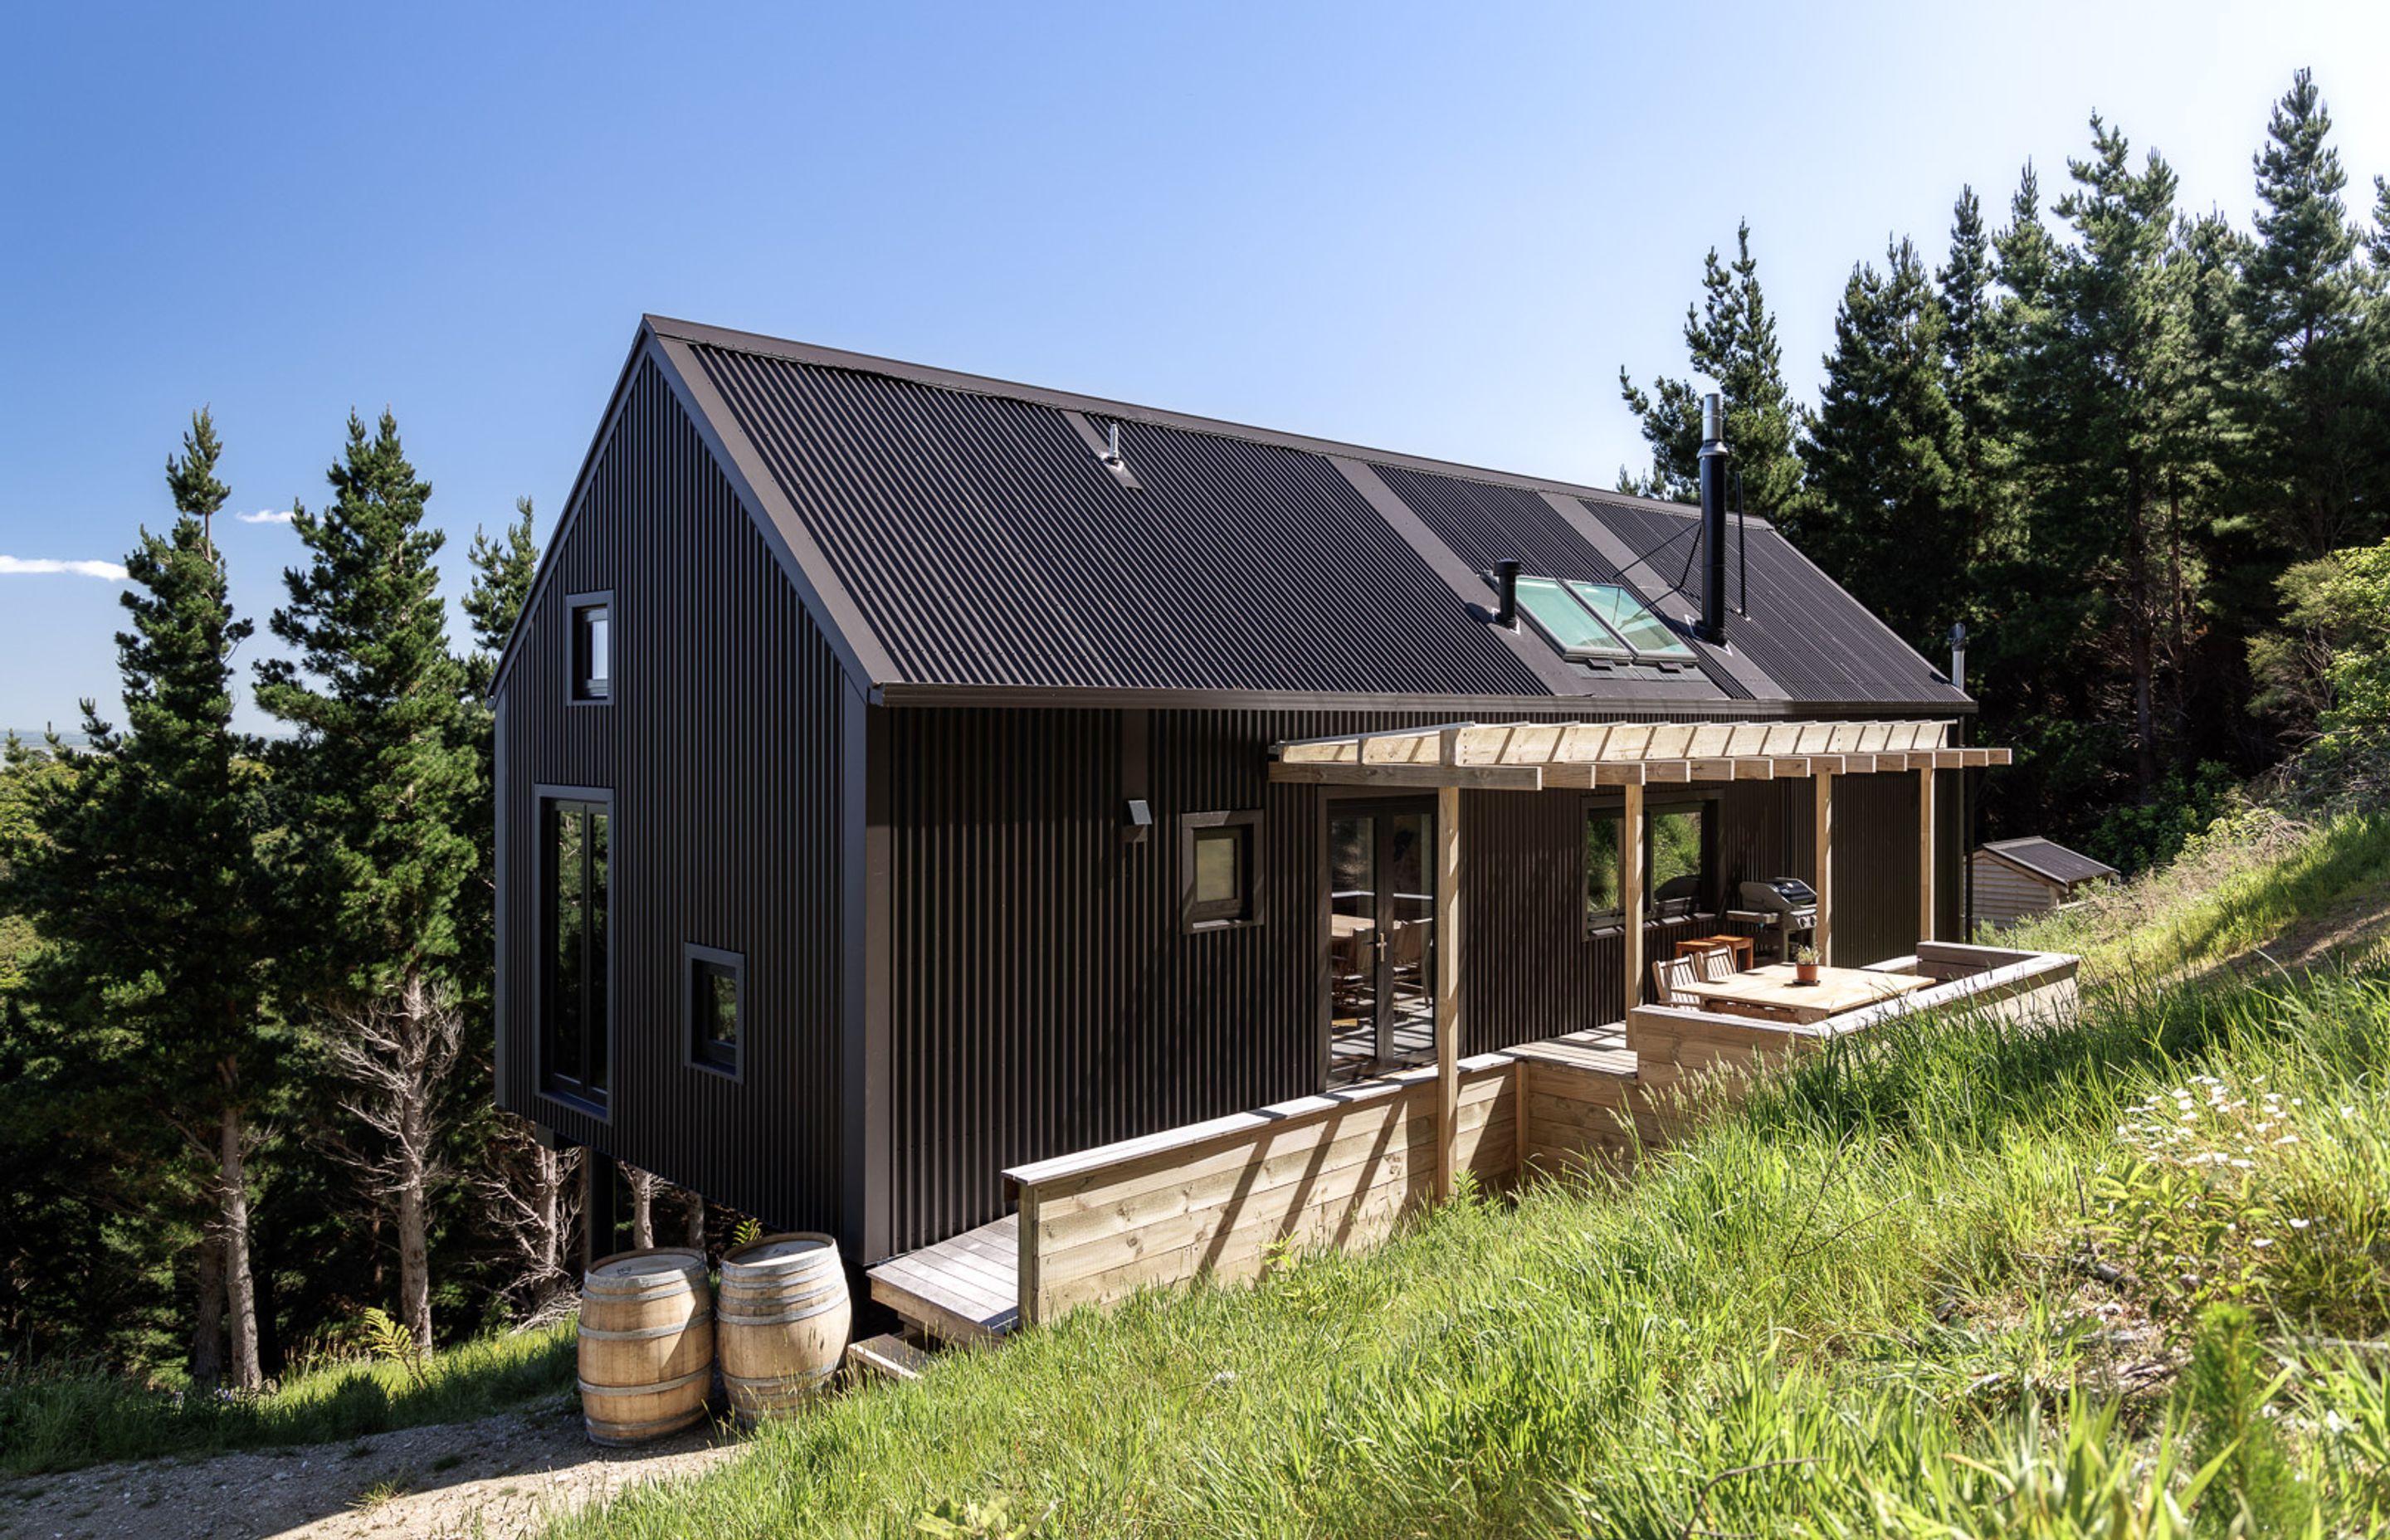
1970, 836, 2118, 931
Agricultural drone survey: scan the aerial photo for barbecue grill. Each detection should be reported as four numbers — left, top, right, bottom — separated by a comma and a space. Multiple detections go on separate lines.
1731, 877, 1819, 962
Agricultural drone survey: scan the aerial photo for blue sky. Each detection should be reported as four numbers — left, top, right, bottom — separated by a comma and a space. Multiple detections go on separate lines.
3, 0, 2384, 731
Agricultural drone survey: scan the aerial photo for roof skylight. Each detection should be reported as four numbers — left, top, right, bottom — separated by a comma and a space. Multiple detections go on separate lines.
1503, 572, 1696, 663
1512, 576, 1632, 659
1564, 581, 1696, 660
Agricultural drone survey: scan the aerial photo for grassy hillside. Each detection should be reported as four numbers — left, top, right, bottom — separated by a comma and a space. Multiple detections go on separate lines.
539, 817, 2390, 1538
2007, 807, 2390, 983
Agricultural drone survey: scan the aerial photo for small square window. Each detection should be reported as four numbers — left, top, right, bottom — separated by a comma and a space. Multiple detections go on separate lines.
570, 594, 612, 703
685, 944, 742, 1077
1180, 811, 1262, 931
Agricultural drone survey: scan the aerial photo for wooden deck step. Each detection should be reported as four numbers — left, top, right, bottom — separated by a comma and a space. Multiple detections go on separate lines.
846, 1332, 934, 1382
865, 1212, 1021, 1344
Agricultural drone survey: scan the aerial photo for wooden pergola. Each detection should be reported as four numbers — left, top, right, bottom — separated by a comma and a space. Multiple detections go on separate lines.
1267, 719, 2012, 1200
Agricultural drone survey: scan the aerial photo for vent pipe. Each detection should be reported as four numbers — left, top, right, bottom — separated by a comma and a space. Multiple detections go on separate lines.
1697, 392, 1729, 645
1949, 621, 1968, 693
1494, 559, 1521, 628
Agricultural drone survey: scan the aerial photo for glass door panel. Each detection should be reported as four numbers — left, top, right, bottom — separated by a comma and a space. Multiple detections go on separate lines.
1326, 800, 1436, 1084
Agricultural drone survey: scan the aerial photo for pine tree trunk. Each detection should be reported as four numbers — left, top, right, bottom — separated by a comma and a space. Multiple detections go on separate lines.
192, 1227, 226, 1387
685, 1189, 706, 1253
219, 1104, 263, 1392
627, 1166, 656, 1250
395, 1052, 434, 1350
2126, 465, 2160, 795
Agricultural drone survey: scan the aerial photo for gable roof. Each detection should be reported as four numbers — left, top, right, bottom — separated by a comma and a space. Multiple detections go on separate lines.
498, 316, 1974, 714
1977, 837, 2119, 889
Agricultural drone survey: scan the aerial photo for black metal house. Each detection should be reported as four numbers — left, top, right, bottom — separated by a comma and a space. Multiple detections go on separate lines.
490, 316, 1976, 1268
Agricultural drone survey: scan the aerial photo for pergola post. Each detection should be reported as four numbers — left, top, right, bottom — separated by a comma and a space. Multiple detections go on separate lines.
1622, 782, 1645, 1038
1435, 783, 1461, 1202
1812, 771, 1834, 965
1918, 764, 1936, 944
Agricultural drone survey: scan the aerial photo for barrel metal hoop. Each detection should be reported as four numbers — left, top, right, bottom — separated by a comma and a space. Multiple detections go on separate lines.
578, 1312, 715, 1342
578, 1363, 714, 1397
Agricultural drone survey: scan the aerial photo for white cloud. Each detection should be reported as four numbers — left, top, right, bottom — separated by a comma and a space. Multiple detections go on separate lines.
237, 509, 296, 525
0, 556, 129, 581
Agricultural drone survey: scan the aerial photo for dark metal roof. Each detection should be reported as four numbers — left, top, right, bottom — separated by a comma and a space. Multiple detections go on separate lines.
1978, 837, 2119, 888
1583, 496, 1961, 706
528, 316, 1973, 714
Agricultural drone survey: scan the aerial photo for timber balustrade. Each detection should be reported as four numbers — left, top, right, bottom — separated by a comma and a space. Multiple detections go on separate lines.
1001, 941, 2078, 1328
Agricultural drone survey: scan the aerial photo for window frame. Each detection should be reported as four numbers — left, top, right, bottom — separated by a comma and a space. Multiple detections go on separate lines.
1580, 788, 1722, 938
683, 943, 746, 1082
1179, 809, 1265, 933
568, 590, 614, 706
535, 784, 615, 1119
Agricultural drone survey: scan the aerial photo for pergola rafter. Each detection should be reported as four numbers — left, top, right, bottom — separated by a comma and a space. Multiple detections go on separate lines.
1268, 718, 2007, 789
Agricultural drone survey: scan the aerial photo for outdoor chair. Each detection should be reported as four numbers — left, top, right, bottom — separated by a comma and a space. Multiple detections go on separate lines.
1694, 943, 1739, 982
1651, 954, 1702, 1007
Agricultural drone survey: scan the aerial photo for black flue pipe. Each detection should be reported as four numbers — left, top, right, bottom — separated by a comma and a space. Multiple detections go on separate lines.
1698, 393, 1730, 645
1494, 558, 1521, 628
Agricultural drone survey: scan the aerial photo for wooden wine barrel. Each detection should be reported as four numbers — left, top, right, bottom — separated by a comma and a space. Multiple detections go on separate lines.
717, 1232, 851, 1423
578, 1247, 712, 1445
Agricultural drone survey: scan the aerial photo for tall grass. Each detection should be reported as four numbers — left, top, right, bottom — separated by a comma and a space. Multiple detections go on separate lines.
2007, 807, 2390, 982
540, 965, 2390, 1538
0, 1320, 577, 1478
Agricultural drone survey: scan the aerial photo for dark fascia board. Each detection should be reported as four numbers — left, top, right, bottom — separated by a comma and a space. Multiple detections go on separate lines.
645, 334, 902, 689
870, 682, 1979, 717
486, 320, 895, 702
641, 314, 1712, 517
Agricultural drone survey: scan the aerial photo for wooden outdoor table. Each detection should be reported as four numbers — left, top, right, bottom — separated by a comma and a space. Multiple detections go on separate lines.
1331, 914, 1376, 939
1673, 962, 1937, 1026
1674, 933, 1755, 971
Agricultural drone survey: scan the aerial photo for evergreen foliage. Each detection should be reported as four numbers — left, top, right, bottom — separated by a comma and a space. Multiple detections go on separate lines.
1617, 220, 1804, 514
0, 412, 280, 1385
1792, 236, 1966, 650
256, 411, 474, 998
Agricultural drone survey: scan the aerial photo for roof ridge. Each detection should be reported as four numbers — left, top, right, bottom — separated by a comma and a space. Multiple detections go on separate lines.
641, 313, 1719, 519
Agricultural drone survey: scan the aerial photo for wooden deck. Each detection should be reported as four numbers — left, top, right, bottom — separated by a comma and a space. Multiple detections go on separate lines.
866, 1212, 1020, 1343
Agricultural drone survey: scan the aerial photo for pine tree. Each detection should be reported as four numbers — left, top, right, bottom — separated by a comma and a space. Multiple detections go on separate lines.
2229, 69, 2377, 564
256, 410, 475, 1349
1938, 187, 2018, 583
1792, 237, 1967, 650
0, 412, 278, 1388
1618, 221, 1804, 515
2012, 119, 2210, 796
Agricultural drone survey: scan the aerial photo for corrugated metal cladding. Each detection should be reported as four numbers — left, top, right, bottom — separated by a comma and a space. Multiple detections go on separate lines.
1372, 464, 1627, 584
688, 344, 1549, 698
881, 702, 1958, 1255
1586, 497, 1957, 705
495, 356, 852, 1242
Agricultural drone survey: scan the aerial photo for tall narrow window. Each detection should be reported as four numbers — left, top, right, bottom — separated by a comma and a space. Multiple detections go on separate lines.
543, 797, 611, 1108
570, 594, 612, 703
685, 945, 743, 1078
1583, 809, 1623, 928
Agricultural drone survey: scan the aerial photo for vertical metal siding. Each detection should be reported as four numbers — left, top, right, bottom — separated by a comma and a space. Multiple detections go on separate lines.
495, 357, 854, 1245
882, 704, 1950, 1255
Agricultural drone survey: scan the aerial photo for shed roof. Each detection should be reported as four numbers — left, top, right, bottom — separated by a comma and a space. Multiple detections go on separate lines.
502, 317, 1977, 714
1977, 837, 2119, 889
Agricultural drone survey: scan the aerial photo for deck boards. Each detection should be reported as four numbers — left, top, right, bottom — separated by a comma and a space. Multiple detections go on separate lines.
866, 1213, 1020, 1343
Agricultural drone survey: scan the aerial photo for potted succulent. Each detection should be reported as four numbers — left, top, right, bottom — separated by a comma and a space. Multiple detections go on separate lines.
1791, 944, 1822, 986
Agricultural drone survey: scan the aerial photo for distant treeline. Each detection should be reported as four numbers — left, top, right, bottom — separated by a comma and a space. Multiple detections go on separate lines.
1620, 69, 2390, 870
